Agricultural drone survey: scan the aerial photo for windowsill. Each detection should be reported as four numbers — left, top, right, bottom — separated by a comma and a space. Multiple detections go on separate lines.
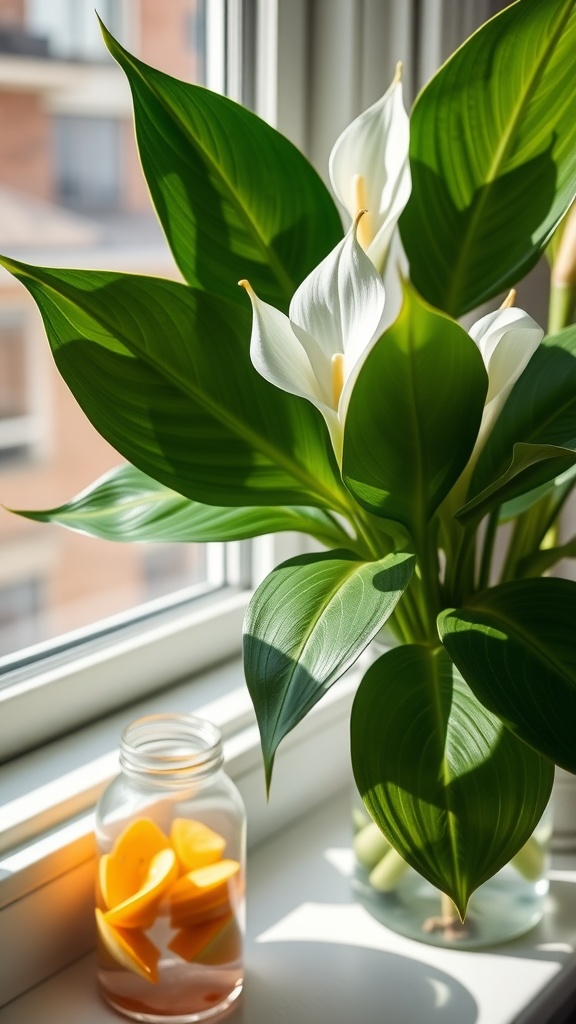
2, 789, 576, 1024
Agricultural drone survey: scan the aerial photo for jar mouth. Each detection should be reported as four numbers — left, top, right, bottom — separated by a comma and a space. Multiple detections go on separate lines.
119, 713, 223, 780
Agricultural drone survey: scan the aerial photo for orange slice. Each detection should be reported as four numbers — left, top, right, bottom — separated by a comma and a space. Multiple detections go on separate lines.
169, 860, 241, 926
195, 915, 243, 966
168, 911, 233, 962
170, 818, 227, 872
95, 909, 160, 983
105, 847, 178, 928
101, 818, 170, 909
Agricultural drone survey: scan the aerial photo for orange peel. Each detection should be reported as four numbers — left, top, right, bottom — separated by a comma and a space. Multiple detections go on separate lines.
101, 818, 170, 909
95, 908, 160, 983
169, 859, 241, 925
170, 817, 227, 872
195, 914, 243, 965
168, 910, 234, 962
105, 847, 178, 928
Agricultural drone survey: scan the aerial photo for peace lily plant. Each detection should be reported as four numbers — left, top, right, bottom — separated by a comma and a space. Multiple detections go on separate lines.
5, 0, 576, 925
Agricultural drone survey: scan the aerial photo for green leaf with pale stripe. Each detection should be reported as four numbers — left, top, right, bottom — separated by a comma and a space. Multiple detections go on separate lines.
11, 464, 350, 547
438, 578, 576, 773
101, 23, 343, 310
401, 0, 576, 316
456, 442, 576, 525
0, 257, 345, 512
498, 463, 576, 523
351, 644, 553, 916
243, 549, 415, 789
343, 283, 487, 532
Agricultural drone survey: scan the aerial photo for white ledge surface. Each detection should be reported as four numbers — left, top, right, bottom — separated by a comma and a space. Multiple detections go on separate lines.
2, 790, 576, 1024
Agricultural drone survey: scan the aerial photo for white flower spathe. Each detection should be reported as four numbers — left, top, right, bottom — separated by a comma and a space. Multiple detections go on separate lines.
329, 64, 411, 276
240, 216, 386, 463
469, 303, 544, 448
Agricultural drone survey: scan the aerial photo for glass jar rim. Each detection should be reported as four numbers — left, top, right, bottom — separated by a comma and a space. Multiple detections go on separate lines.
119, 713, 223, 781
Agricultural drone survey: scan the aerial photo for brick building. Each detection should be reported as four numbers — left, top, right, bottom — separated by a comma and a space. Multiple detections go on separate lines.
0, 0, 209, 658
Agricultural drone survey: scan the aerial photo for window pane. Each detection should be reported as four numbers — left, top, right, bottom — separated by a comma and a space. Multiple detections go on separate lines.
0, 314, 27, 417
26, 0, 125, 61
0, 0, 223, 667
54, 116, 121, 212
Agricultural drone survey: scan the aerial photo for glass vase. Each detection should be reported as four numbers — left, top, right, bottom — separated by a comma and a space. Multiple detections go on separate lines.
351, 793, 552, 949
95, 713, 246, 1022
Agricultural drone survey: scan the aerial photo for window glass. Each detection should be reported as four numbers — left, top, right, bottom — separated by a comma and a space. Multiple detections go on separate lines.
54, 116, 121, 212
0, 577, 43, 655
25, 0, 125, 60
0, 0, 223, 667
0, 311, 39, 466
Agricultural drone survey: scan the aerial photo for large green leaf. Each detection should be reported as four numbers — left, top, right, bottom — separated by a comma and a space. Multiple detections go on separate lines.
101, 24, 343, 309
438, 578, 576, 773
351, 645, 553, 917
10, 464, 350, 547
456, 442, 576, 525
401, 0, 576, 316
473, 326, 576, 495
243, 549, 415, 789
342, 284, 487, 533
0, 258, 346, 511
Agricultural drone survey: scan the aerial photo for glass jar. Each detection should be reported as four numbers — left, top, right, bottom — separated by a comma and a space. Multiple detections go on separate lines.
351, 790, 552, 949
95, 714, 246, 1023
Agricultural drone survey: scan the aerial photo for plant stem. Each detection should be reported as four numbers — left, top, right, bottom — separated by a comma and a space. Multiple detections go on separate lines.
477, 508, 499, 590
346, 505, 384, 561
443, 520, 477, 606
548, 282, 576, 335
413, 519, 442, 642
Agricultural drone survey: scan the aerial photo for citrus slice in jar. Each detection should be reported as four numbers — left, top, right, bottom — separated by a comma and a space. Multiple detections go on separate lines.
101, 818, 170, 909
195, 914, 243, 965
170, 818, 227, 872
95, 909, 160, 983
168, 911, 234, 962
169, 859, 241, 925
105, 847, 178, 928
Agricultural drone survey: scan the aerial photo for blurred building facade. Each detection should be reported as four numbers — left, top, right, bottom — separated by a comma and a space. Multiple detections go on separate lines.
0, 0, 210, 658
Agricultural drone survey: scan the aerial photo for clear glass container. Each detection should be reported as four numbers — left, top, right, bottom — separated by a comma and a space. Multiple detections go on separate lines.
351, 792, 552, 949
95, 714, 246, 1023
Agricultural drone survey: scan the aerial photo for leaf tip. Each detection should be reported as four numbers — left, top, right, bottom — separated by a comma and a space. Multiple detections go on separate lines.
97, 15, 128, 66
264, 751, 275, 800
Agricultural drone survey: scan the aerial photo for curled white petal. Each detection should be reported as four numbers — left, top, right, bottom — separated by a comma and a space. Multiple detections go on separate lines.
469, 307, 543, 406
329, 67, 411, 273
242, 280, 342, 458
469, 305, 544, 450
289, 217, 386, 385
242, 281, 328, 408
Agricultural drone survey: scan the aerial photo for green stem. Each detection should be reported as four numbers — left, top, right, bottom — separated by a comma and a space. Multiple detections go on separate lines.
399, 580, 429, 642
413, 519, 442, 643
548, 281, 576, 335
443, 520, 477, 607
500, 499, 554, 582
388, 604, 411, 645
344, 505, 383, 561
537, 477, 576, 545
477, 508, 500, 591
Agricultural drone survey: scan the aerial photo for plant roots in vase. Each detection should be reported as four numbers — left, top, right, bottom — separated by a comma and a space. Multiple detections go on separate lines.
351, 802, 552, 950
